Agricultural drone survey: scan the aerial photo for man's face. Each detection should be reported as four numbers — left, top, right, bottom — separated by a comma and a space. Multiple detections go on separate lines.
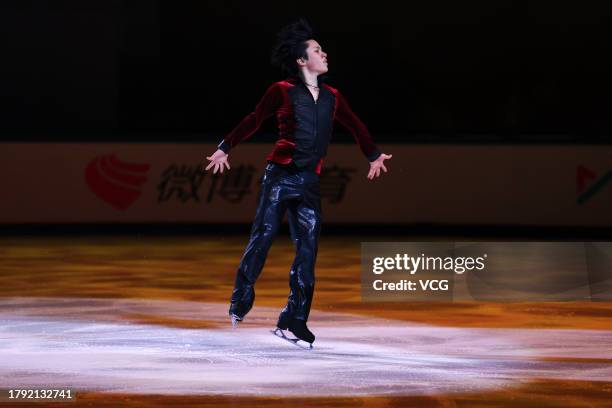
298, 39, 328, 74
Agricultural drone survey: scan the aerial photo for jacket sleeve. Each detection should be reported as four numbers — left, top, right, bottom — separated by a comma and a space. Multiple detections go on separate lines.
217, 83, 282, 153
334, 90, 381, 162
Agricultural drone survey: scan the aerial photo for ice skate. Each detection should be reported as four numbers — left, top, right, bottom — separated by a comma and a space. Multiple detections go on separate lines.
229, 301, 248, 328
271, 316, 314, 349
276, 312, 290, 330
271, 327, 314, 349
230, 313, 243, 328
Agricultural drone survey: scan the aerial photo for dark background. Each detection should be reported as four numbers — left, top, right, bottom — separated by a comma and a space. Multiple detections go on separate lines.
1, 1, 610, 143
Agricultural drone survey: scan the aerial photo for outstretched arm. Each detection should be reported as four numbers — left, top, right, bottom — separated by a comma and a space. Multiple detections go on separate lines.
334, 90, 392, 179
204, 149, 230, 174
203, 83, 282, 173
367, 153, 393, 180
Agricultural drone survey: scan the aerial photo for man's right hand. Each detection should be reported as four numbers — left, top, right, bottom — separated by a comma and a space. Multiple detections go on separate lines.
204, 149, 231, 174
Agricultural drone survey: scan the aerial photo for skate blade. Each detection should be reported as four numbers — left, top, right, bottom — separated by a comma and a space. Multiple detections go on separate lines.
271, 328, 313, 350
230, 314, 242, 328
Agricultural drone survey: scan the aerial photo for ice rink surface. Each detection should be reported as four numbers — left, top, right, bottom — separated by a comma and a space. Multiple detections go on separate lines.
1, 297, 611, 396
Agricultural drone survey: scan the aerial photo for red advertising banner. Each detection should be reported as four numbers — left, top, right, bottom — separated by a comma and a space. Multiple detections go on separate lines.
0, 143, 609, 226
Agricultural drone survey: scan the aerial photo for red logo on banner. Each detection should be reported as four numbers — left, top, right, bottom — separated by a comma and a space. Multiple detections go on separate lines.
576, 164, 612, 204
85, 154, 151, 210
576, 165, 597, 194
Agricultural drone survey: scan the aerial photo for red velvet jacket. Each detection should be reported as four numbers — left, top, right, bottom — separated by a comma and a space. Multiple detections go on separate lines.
218, 77, 381, 174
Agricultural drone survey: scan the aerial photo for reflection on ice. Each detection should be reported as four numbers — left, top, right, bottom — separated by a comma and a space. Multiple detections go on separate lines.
0, 297, 611, 396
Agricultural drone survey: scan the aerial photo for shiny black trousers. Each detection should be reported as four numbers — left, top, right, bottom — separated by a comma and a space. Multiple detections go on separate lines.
230, 162, 322, 322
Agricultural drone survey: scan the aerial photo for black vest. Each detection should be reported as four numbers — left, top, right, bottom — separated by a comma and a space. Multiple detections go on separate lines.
287, 82, 336, 171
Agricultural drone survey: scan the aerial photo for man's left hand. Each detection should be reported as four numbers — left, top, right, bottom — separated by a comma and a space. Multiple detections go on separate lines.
367, 153, 393, 180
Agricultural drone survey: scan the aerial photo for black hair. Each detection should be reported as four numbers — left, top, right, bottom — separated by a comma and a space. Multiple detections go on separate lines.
270, 18, 314, 77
